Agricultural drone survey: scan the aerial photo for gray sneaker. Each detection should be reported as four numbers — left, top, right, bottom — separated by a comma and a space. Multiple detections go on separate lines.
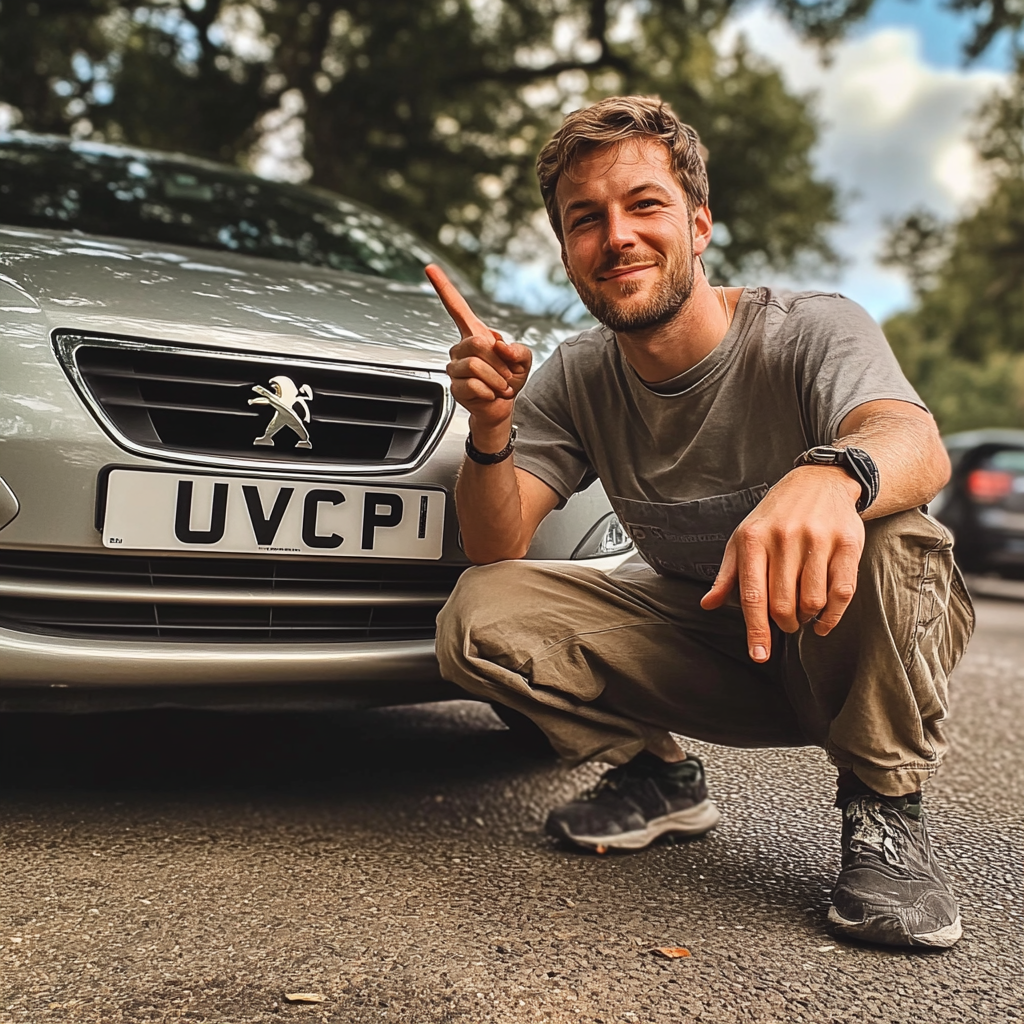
544, 752, 721, 852
829, 791, 962, 948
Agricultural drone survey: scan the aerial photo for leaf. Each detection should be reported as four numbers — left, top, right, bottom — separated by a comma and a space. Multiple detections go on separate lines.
650, 947, 691, 959
284, 992, 327, 1004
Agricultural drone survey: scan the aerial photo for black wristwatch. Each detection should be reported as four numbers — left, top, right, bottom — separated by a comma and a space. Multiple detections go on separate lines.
465, 426, 517, 465
793, 445, 879, 513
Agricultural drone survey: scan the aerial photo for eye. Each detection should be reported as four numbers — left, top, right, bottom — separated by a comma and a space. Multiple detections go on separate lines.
569, 212, 597, 230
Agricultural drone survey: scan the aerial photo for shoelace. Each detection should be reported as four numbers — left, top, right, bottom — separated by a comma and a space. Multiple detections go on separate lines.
579, 765, 635, 802
845, 797, 908, 867
581, 757, 700, 802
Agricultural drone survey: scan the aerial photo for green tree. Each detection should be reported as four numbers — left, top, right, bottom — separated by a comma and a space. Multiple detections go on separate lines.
882, 61, 1024, 432
1, 0, 851, 286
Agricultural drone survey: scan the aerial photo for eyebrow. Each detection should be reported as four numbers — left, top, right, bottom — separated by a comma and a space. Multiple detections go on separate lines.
562, 181, 675, 218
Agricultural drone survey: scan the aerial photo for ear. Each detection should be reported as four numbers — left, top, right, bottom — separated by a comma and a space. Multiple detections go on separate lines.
691, 204, 714, 257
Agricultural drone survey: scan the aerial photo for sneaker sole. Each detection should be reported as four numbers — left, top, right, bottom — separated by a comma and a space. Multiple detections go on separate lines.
827, 906, 962, 948
547, 798, 721, 851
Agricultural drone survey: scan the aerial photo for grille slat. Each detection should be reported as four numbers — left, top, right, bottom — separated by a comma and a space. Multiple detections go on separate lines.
63, 337, 450, 471
92, 368, 252, 388
102, 397, 260, 417
0, 551, 465, 642
314, 387, 436, 406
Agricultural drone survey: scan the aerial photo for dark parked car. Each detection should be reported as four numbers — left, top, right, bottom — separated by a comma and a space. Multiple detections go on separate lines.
933, 428, 1024, 576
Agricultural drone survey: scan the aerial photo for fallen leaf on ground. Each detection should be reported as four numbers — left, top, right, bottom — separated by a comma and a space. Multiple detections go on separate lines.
284, 992, 327, 1004
650, 947, 691, 959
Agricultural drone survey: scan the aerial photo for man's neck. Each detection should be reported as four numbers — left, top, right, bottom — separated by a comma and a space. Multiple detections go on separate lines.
614, 277, 736, 384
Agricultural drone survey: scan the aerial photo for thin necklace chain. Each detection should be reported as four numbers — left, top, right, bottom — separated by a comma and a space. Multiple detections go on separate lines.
717, 285, 734, 328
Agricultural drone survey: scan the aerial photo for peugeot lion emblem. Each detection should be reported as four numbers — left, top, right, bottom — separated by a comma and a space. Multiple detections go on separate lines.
248, 375, 314, 449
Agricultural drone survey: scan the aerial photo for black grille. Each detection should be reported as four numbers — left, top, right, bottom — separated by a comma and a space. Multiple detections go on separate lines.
67, 341, 446, 468
0, 551, 465, 642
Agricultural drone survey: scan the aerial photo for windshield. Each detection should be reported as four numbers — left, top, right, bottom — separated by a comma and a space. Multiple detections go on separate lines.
0, 136, 441, 284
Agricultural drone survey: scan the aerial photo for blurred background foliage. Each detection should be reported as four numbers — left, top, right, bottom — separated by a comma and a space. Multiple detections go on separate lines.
0, 0, 855, 288
882, 58, 1024, 433
0, 0, 1021, 431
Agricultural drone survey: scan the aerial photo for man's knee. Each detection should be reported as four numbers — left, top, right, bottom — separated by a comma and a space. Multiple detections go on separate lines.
860, 508, 952, 576
853, 509, 968, 654
436, 560, 542, 677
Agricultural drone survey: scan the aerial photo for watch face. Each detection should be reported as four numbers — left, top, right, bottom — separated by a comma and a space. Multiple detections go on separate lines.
805, 447, 843, 465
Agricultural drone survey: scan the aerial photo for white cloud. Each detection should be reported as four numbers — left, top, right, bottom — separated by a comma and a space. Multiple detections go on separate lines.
717, 6, 1005, 318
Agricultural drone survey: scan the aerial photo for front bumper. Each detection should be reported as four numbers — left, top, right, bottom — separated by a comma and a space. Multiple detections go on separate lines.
0, 628, 457, 712
0, 550, 630, 710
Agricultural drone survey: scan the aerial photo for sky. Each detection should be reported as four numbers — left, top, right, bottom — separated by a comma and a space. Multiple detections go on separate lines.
493, 0, 1015, 324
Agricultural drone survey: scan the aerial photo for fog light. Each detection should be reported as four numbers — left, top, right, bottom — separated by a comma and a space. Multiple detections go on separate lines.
572, 512, 633, 559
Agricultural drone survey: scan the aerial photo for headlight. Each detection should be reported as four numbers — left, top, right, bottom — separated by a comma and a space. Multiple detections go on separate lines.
572, 512, 634, 559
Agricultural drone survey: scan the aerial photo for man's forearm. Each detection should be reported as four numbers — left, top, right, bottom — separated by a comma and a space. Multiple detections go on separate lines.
835, 405, 951, 520
455, 454, 532, 564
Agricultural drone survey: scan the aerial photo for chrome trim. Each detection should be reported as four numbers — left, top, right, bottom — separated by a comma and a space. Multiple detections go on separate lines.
0, 578, 450, 606
53, 332, 456, 477
0, 626, 440, 686
0, 475, 18, 531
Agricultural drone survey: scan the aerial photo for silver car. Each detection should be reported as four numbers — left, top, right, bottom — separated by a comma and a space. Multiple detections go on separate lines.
0, 133, 632, 712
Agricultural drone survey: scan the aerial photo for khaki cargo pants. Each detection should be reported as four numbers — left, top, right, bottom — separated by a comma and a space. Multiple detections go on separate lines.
436, 509, 975, 796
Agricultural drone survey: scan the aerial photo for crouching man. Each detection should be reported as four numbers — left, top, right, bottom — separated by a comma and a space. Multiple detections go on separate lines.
427, 95, 974, 948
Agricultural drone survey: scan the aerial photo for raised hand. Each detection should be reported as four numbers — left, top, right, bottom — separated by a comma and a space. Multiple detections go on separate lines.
425, 264, 532, 440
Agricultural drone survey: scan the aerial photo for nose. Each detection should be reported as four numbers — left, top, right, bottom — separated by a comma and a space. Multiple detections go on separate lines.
604, 207, 637, 254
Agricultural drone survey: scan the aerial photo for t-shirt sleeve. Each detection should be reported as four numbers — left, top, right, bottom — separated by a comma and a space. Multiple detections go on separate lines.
792, 295, 927, 445
512, 344, 597, 506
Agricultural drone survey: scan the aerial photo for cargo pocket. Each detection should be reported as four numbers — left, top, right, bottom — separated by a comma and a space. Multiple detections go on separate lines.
908, 516, 975, 680
611, 485, 769, 583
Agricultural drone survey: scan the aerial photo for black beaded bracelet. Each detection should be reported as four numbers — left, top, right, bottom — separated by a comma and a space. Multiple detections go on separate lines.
465, 426, 517, 465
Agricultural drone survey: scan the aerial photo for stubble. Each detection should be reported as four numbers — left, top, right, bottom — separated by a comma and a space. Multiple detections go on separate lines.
569, 245, 696, 334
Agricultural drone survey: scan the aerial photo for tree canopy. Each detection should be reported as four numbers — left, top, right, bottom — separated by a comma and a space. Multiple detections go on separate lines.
6, 0, 1019, 315
0, 0, 861, 288
882, 58, 1024, 432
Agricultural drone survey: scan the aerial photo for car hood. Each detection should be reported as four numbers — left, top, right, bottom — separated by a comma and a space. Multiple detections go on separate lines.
0, 226, 574, 370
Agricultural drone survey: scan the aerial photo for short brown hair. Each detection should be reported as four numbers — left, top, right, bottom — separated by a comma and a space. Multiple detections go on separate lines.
536, 95, 709, 242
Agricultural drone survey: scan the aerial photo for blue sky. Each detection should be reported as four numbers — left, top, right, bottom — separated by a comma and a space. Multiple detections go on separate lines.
494, 0, 1017, 324
859, 0, 1014, 70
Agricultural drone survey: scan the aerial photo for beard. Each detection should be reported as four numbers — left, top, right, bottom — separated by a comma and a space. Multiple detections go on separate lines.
570, 247, 695, 333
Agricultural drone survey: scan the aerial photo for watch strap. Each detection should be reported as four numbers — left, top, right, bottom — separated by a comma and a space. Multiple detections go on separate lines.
794, 445, 879, 513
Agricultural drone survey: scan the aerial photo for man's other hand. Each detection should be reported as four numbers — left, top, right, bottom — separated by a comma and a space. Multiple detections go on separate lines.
425, 264, 532, 437
700, 467, 866, 663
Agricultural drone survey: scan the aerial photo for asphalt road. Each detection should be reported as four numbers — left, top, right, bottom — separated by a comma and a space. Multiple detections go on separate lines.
2, 592, 1022, 1024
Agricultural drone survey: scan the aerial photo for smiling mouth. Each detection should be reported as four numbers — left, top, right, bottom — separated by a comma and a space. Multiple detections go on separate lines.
597, 262, 657, 282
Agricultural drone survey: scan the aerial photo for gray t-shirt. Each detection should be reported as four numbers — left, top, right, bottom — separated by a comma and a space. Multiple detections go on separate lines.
513, 287, 925, 581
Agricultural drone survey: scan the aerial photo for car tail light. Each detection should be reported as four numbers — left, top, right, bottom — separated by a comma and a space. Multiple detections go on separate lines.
966, 469, 1014, 502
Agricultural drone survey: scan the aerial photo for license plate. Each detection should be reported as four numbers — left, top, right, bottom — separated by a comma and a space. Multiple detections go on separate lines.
102, 470, 446, 559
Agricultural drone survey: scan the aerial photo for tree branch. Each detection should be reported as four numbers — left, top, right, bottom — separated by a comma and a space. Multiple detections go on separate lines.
451, 51, 632, 86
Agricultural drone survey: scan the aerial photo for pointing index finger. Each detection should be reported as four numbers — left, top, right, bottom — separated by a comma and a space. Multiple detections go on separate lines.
425, 264, 490, 340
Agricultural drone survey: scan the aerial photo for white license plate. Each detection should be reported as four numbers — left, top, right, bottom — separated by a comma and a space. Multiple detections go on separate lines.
102, 470, 446, 559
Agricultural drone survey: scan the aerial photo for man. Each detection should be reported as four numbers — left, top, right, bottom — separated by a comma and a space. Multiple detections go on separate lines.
427, 95, 974, 949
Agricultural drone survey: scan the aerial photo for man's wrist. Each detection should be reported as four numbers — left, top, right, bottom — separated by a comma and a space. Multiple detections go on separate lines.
792, 464, 863, 506
793, 444, 879, 513
467, 418, 515, 455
